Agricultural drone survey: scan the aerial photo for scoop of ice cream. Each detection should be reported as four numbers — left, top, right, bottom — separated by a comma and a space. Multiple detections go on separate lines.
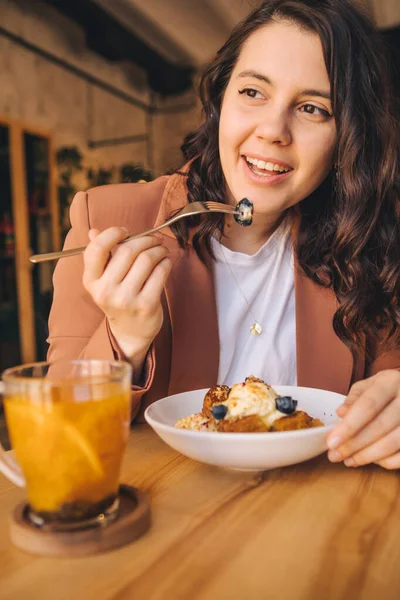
212, 376, 285, 427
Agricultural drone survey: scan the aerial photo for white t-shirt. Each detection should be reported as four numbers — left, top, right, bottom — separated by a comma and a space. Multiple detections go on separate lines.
211, 218, 297, 386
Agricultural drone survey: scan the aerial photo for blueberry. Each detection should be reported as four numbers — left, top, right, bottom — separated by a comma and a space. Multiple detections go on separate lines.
234, 198, 253, 227
275, 396, 298, 415
211, 404, 228, 420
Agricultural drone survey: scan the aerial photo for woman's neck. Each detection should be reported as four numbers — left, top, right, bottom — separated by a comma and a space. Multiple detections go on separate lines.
221, 212, 287, 254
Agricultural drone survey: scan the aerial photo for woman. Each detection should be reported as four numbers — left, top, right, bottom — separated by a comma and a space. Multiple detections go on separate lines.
48, 0, 400, 469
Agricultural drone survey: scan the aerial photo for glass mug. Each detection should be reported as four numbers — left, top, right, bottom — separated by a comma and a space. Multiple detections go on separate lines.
0, 360, 132, 530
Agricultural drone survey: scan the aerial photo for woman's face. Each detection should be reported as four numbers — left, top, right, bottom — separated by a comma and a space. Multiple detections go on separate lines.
219, 20, 337, 218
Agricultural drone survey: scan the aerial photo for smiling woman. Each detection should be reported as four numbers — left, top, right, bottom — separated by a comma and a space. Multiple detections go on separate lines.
47, 0, 400, 471
178, 0, 399, 356
218, 20, 337, 229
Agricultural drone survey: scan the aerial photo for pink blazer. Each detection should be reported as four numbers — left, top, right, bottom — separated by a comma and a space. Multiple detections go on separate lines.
47, 173, 400, 421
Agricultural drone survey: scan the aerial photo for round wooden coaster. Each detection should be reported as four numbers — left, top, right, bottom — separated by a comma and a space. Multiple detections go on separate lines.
9, 484, 151, 557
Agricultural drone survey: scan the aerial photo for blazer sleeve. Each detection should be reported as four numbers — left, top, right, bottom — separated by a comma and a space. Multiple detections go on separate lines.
47, 191, 155, 421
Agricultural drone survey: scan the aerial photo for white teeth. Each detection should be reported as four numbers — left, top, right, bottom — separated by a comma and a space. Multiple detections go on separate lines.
253, 169, 271, 177
245, 156, 290, 173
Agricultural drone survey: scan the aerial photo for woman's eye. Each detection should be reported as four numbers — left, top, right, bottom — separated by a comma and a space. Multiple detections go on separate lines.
238, 88, 264, 100
300, 104, 332, 118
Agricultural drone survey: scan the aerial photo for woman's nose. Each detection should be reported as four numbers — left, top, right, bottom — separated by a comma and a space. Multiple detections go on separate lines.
254, 107, 292, 146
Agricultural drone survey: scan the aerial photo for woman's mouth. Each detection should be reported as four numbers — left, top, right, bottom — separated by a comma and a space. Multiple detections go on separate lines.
242, 155, 293, 183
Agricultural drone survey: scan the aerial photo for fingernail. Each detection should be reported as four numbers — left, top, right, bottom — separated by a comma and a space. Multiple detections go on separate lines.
344, 458, 356, 467
327, 435, 341, 450
121, 227, 129, 233
328, 450, 342, 462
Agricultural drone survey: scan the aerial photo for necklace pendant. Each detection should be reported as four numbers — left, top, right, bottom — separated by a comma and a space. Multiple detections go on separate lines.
250, 321, 263, 336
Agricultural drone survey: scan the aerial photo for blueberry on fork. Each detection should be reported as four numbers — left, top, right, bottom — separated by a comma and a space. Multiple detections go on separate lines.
234, 198, 253, 227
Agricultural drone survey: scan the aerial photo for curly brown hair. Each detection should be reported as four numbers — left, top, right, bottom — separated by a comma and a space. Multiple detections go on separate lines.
172, 0, 400, 356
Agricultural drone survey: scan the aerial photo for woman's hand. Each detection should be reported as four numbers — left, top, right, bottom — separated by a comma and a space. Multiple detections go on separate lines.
327, 369, 400, 470
82, 227, 172, 376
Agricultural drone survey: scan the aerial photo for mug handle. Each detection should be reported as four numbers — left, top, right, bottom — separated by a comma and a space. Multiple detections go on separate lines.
0, 440, 25, 487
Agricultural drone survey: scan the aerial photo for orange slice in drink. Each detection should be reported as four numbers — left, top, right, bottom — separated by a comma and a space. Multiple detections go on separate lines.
60, 421, 104, 479
6, 399, 104, 481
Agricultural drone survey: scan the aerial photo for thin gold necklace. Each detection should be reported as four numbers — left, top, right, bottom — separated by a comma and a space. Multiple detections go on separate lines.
219, 242, 263, 336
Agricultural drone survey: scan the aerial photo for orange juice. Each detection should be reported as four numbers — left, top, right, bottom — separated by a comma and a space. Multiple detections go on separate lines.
4, 381, 130, 521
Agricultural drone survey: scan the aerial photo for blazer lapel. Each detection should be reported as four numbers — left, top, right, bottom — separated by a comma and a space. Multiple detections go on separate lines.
155, 173, 219, 395
294, 257, 354, 394
163, 240, 219, 395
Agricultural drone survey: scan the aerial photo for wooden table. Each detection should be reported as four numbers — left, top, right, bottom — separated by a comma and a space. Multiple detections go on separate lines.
0, 425, 399, 600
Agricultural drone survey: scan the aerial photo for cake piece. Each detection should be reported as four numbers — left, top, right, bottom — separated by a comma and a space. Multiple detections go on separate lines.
174, 412, 218, 432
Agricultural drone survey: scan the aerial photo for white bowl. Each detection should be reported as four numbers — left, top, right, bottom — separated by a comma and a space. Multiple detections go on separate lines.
144, 385, 344, 471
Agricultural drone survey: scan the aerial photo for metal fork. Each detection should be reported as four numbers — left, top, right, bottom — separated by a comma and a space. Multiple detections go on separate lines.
29, 201, 240, 263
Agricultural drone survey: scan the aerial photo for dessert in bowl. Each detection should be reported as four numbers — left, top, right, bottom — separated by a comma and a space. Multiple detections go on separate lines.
175, 376, 324, 433
145, 377, 344, 471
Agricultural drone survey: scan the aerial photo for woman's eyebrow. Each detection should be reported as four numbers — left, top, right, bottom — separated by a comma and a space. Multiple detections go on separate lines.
237, 70, 272, 84
299, 88, 331, 100
237, 70, 331, 100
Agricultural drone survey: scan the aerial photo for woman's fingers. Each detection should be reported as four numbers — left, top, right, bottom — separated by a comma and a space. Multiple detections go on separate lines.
328, 395, 400, 462
88, 228, 101, 242
83, 227, 166, 289
342, 426, 400, 467
100, 236, 165, 287
81, 227, 171, 360
327, 371, 400, 451
375, 451, 400, 470
121, 244, 170, 295
139, 257, 172, 307
335, 378, 370, 418
83, 227, 127, 285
